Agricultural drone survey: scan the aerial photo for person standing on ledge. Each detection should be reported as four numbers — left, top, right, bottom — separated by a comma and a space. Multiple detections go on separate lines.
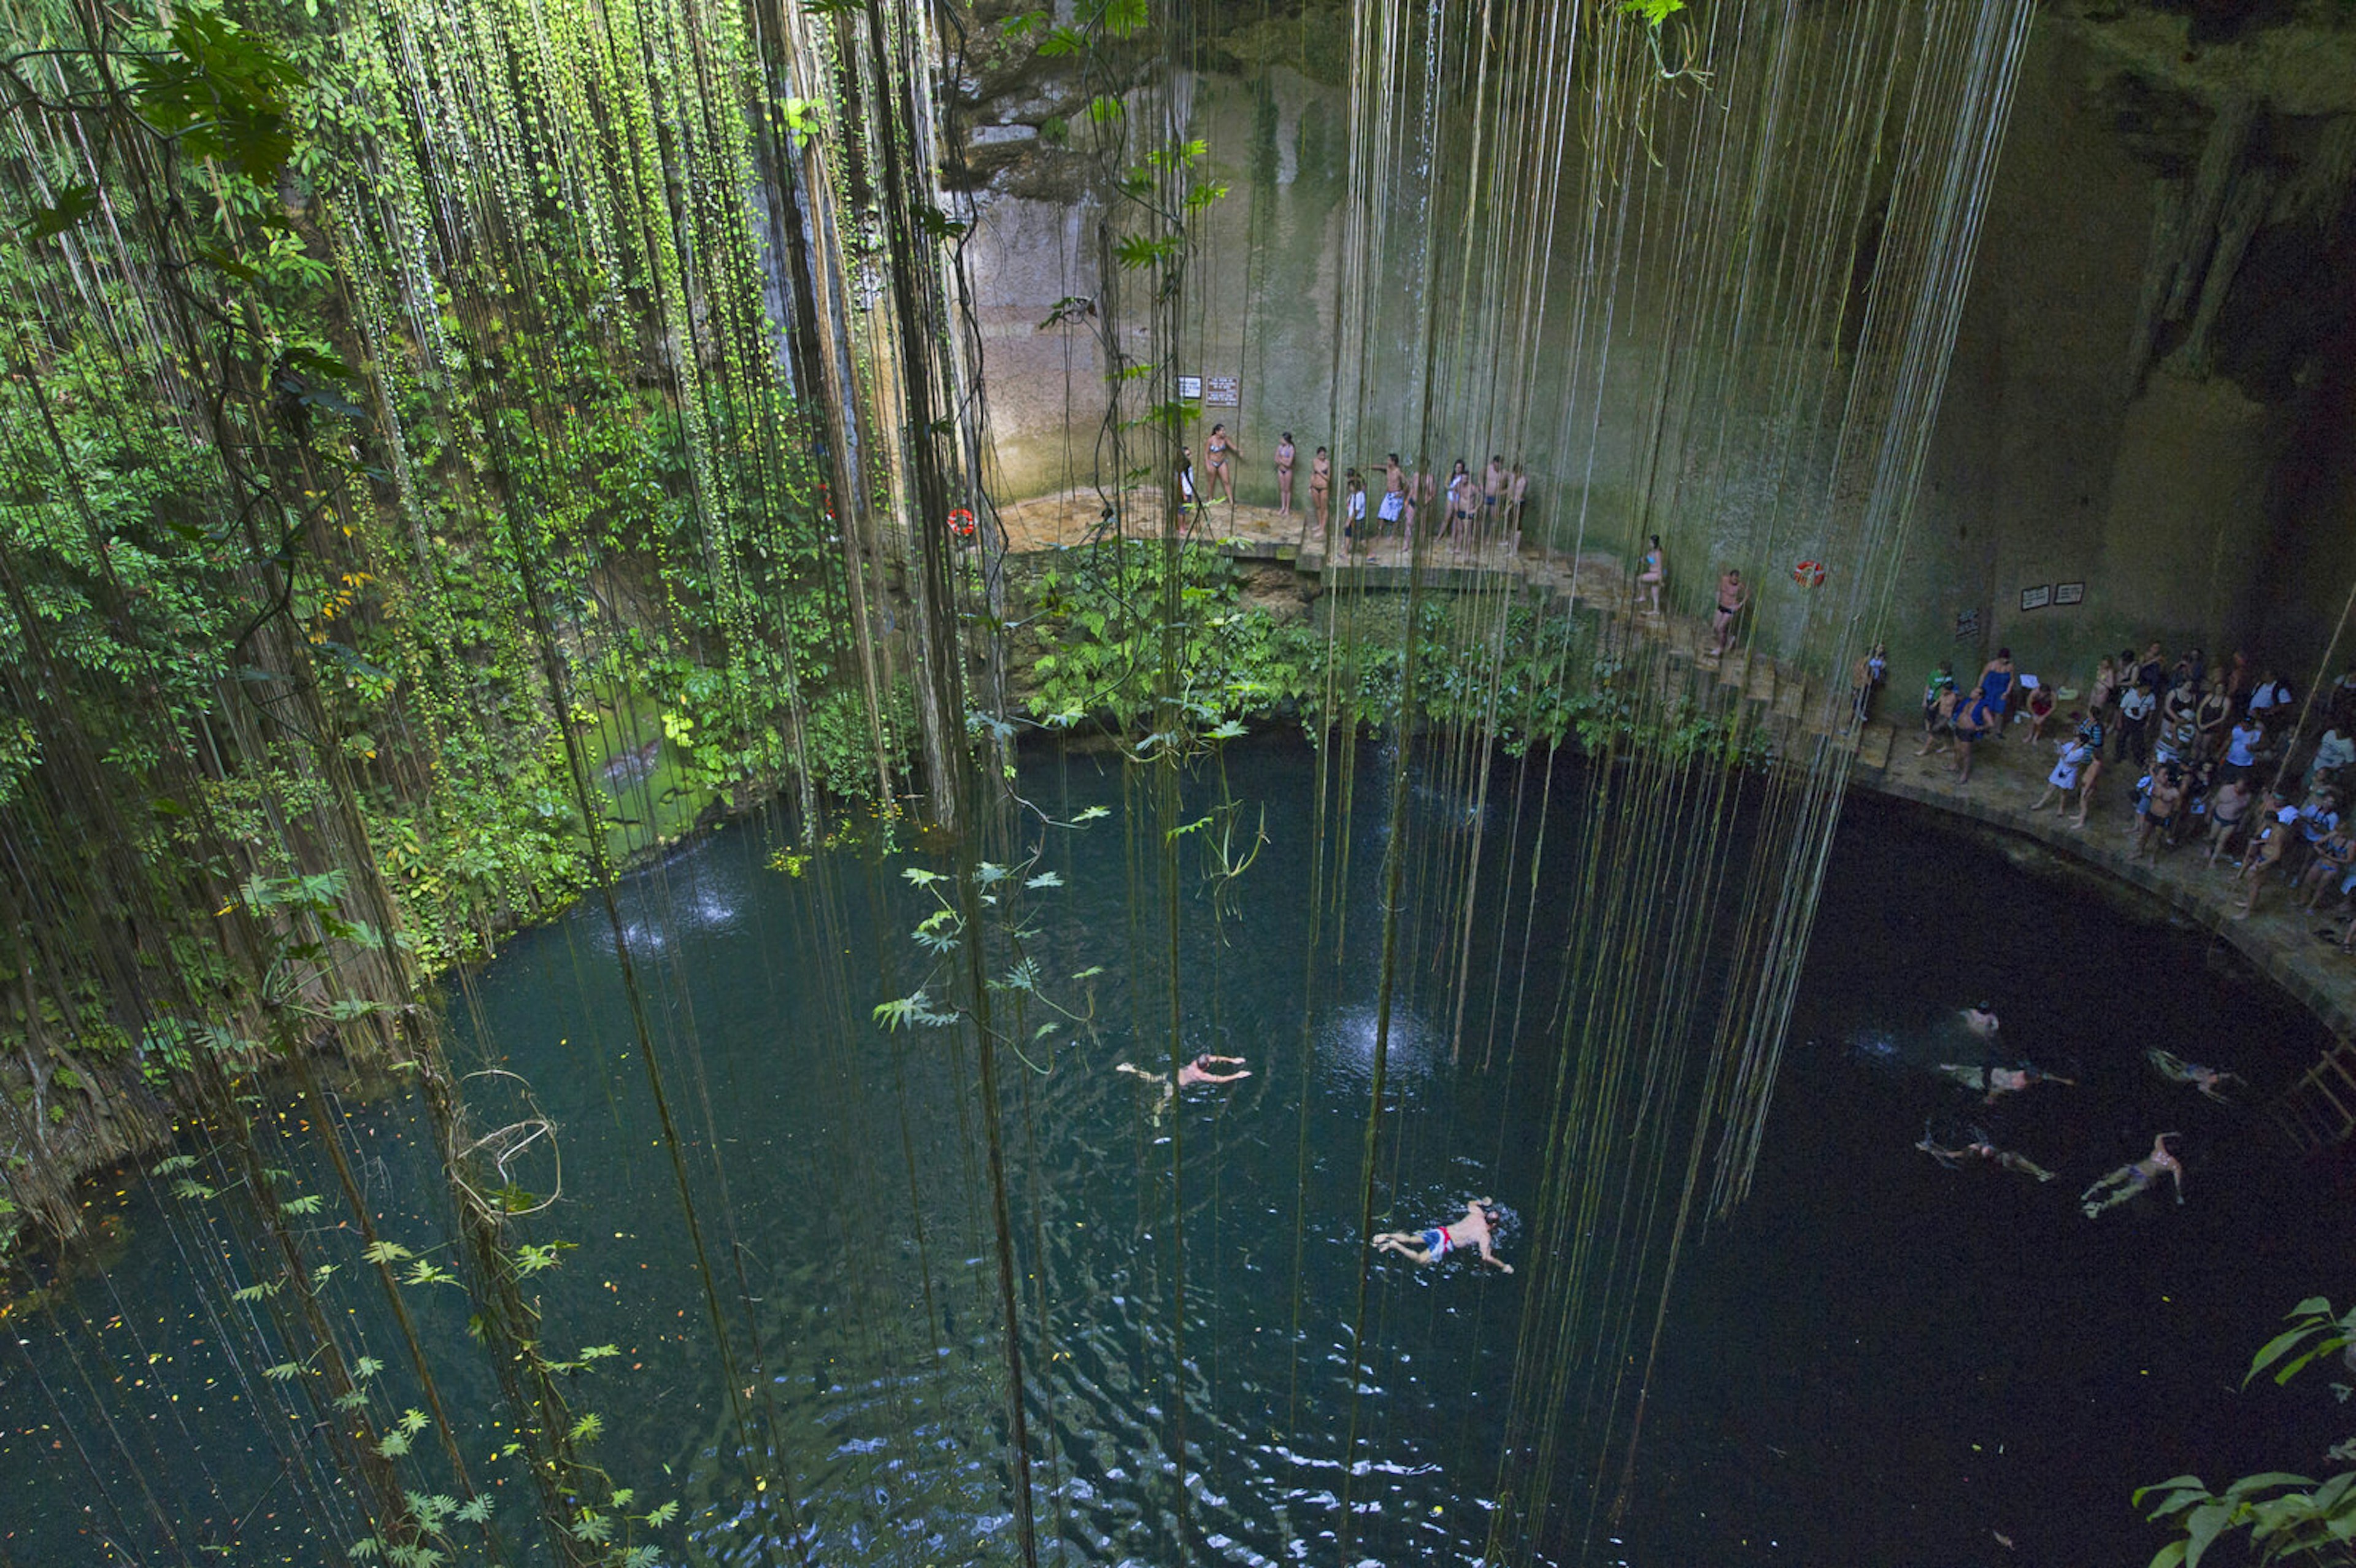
1710, 566, 1748, 658
1274, 431, 1296, 516
1204, 423, 1243, 505
2081, 1132, 2184, 1218
1373, 1199, 1513, 1273
1344, 469, 1366, 547
1307, 445, 1331, 536
1638, 534, 1666, 616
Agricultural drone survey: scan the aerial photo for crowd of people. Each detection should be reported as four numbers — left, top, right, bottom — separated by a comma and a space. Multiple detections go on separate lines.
1173, 430, 1533, 550
1909, 642, 2356, 943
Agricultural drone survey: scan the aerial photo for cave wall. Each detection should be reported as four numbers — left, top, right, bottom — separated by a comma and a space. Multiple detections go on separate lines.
951, 0, 2356, 702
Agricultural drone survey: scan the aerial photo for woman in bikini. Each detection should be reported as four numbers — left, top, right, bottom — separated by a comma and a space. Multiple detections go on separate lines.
1308, 446, 1331, 535
1372, 1198, 1513, 1272
1205, 423, 1242, 504
1274, 432, 1296, 515
1636, 534, 1666, 615
1446, 459, 1477, 544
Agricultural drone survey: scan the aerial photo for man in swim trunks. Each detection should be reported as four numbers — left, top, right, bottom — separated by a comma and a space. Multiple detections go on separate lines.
2081, 1132, 2184, 1218
2135, 764, 2184, 859
1710, 567, 1748, 658
1484, 455, 1507, 520
1372, 1198, 1513, 1272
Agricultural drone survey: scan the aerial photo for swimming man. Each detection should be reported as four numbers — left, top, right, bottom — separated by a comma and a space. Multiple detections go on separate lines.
1372, 1198, 1513, 1273
2081, 1132, 2184, 1218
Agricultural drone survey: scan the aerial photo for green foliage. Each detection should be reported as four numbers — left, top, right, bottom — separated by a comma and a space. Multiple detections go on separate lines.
1019, 544, 1765, 771
2137, 1298, 2356, 1567
1619, 0, 1688, 24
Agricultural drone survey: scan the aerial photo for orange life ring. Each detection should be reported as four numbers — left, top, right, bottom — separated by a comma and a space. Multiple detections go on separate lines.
1793, 559, 1826, 587
947, 507, 977, 539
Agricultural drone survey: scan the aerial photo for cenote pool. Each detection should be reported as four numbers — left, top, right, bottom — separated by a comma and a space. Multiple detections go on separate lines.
3, 738, 2346, 1567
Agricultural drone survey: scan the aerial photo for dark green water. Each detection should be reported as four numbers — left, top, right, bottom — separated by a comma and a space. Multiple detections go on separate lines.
2, 739, 2344, 1567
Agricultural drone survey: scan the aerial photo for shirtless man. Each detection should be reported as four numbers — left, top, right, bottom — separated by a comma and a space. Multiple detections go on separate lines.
1274, 432, 1297, 515
2135, 764, 2185, 859
1508, 462, 1530, 533
1379, 454, 1407, 536
2081, 1132, 2184, 1218
1963, 1003, 2000, 1039
1915, 1123, 2055, 1182
1115, 1054, 1249, 1118
2146, 1047, 2241, 1103
1204, 423, 1242, 504
1484, 455, 1508, 526
1372, 1198, 1513, 1273
1416, 459, 1440, 536
1710, 567, 1749, 658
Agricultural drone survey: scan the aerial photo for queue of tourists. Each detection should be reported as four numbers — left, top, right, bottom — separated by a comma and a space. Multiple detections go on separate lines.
1909, 640, 2356, 947
1174, 429, 1533, 550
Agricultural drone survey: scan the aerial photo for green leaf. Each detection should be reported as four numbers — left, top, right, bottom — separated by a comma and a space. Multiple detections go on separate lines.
453, 1496, 493, 1526
1026, 870, 1063, 888
1036, 23, 1087, 56
569, 1411, 604, 1443
2147, 1544, 2185, 1568
2249, 1323, 2325, 1386
642, 1499, 679, 1528
363, 1240, 415, 1265
263, 1361, 304, 1381
23, 183, 96, 243
2184, 1502, 2231, 1568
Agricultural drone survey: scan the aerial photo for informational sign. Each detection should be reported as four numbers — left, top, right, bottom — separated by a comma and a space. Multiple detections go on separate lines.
2054, 581, 2085, 606
1176, 375, 1203, 399
2020, 585, 2052, 611
1204, 375, 1241, 407
1954, 607, 1981, 640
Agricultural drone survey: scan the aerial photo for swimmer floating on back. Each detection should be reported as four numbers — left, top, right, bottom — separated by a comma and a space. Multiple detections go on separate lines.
1934, 1061, 2074, 1106
1915, 1120, 2056, 1183
1372, 1198, 1514, 1274
2081, 1132, 2184, 1218
2147, 1047, 2242, 1103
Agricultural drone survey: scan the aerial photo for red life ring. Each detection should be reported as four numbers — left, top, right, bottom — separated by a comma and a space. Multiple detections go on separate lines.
1792, 559, 1826, 587
947, 507, 977, 539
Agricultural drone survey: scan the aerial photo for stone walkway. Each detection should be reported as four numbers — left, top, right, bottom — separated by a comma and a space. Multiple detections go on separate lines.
996, 487, 2356, 1134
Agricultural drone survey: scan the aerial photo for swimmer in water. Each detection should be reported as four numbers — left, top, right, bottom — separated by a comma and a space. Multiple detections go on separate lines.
1934, 1061, 2074, 1106
2147, 1047, 2241, 1103
1963, 1003, 1999, 1039
2081, 1132, 2184, 1218
1115, 1055, 1249, 1118
1372, 1198, 1513, 1273
1915, 1121, 2057, 1183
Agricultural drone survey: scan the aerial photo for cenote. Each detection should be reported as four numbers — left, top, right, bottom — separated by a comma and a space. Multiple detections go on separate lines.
11, 0, 2356, 1562
3, 740, 2343, 1567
